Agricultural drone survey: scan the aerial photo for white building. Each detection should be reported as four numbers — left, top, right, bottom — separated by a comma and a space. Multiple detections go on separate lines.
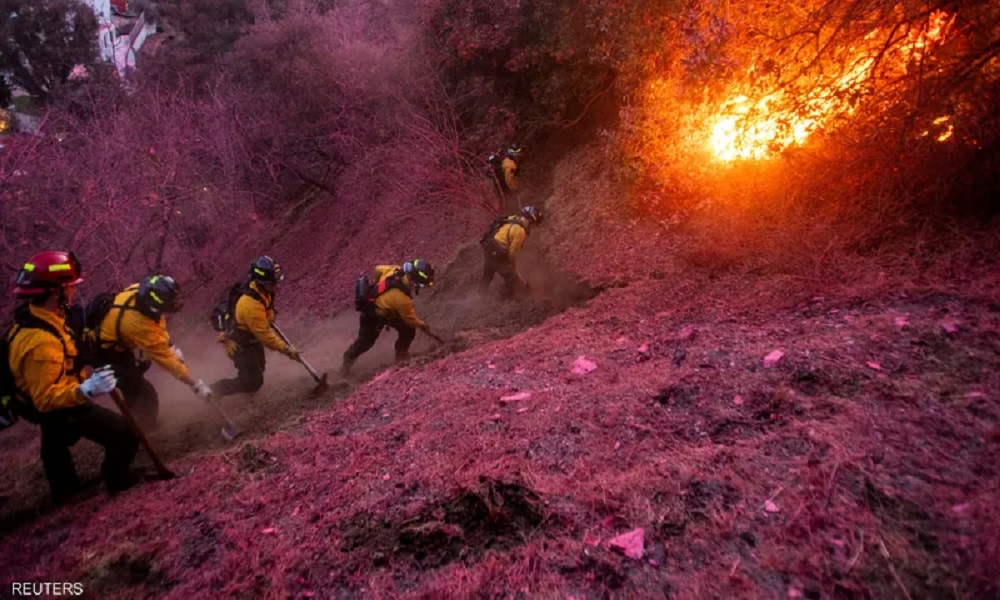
85, 0, 155, 76
84, 0, 114, 60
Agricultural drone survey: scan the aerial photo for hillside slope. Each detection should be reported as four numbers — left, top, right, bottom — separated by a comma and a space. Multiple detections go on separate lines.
1, 144, 998, 599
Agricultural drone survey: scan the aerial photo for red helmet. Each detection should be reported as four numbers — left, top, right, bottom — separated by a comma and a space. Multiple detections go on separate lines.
11, 251, 85, 296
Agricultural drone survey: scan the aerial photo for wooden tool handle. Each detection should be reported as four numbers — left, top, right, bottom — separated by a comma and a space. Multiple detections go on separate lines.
110, 389, 175, 480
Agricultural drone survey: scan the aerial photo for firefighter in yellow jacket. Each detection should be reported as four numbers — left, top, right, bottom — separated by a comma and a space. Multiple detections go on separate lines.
480, 205, 543, 298
211, 256, 301, 396
4, 251, 137, 500
488, 143, 522, 200
341, 259, 436, 375
94, 275, 212, 427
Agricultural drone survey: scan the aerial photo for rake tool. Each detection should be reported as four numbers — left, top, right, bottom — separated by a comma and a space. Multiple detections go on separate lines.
272, 324, 329, 394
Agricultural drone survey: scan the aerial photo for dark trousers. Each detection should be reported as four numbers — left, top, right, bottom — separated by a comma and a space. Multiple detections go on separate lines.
37, 403, 139, 498
491, 175, 508, 200
342, 311, 416, 369
116, 362, 159, 428
212, 343, 266, 397
480, 245, 517, 298
97, 349, 160, 428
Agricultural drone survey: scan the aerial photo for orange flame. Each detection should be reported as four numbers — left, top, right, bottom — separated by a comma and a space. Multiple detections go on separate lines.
708, 11, 955, 161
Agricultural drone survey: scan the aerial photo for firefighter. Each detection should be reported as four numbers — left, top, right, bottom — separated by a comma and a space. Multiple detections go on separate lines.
480, 205, 543, 298
4, 251, 138, 500
341, 259, 436, 375
94, 275, 212, 427
211, 256, 301, 397
488, 143, 522, 201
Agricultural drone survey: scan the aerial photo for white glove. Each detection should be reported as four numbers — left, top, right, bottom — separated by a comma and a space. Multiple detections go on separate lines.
171, 345, 185, 362
80, 367, 117, 399
192, 380, 213, 400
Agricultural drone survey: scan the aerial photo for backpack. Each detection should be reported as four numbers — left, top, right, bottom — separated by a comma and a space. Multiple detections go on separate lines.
479, 216, 523, 249
1, 304, 70, 429
84, 293, 118, 330
211, 282, 265, 335
73, 292, 117, 365
353, 269, 410, 312
0, 331, 19, 430
67, 291, 145, 367
354, 275, 372, 311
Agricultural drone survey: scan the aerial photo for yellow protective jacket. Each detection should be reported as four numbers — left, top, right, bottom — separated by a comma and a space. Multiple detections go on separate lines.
501, 157, 518, 190
98, 285, 191, 381
500, 156, 517, 190
372, 265, 428, 331
6, 304, 86, 412
234, 281, 288, 352
492, 216, 530, 265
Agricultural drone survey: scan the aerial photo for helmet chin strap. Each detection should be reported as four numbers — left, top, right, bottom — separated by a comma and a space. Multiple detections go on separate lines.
57, 288, 70, 313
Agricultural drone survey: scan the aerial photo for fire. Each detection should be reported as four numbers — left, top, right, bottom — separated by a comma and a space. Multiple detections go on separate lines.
921, 115, 954, 140
708, 10, 955, 161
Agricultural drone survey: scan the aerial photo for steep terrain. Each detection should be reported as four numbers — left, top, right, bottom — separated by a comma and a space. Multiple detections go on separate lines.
1, 145, 998, 598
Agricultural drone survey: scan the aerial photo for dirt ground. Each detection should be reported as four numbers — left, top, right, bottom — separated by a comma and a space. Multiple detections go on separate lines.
0, 224, 599, 532
1, 146, 997, 598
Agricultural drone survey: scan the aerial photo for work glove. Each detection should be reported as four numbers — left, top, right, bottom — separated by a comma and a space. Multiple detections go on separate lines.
283, 345, 302, 362
80, 366, 117, 399
171, 345, 185, 363
191, 380, 213, 400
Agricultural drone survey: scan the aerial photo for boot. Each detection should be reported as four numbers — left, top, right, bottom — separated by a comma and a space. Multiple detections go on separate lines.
211, 378, 245, 398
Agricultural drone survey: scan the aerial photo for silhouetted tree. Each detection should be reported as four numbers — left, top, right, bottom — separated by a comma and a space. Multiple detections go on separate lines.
0, 0, 102, 105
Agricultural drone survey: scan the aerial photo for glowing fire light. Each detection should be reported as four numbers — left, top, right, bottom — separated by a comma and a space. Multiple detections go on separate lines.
920, 115, 954, 140
708, 11, 955, 161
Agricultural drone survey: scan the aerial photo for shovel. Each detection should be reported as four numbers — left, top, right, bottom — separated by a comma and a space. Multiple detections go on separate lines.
205, 396, 241, 442
272, 324, 329, 394
110, 389, 175, 480
174, 353, 240, 442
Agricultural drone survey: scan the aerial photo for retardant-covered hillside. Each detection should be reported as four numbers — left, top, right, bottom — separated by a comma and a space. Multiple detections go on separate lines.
2, 0, 999, 598
2, 143, 998, 598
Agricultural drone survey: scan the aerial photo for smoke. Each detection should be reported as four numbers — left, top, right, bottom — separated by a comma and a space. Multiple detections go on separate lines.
137, 237, 595, 454
149, 311, 429, 439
